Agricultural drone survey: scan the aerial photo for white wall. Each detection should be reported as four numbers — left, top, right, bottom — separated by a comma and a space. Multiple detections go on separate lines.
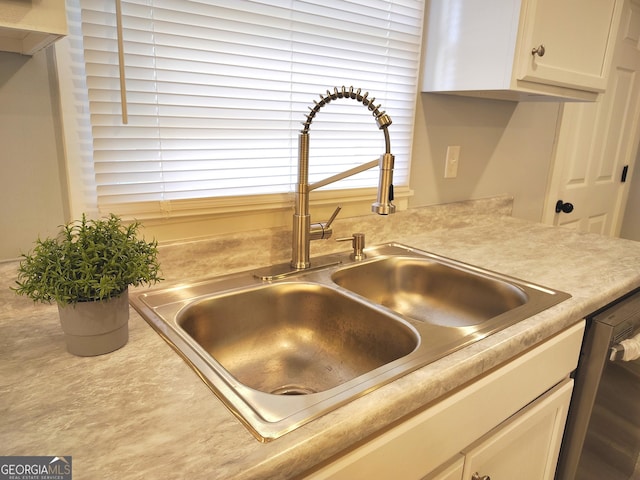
409, 93, 561, 222
0, 50, 67, 260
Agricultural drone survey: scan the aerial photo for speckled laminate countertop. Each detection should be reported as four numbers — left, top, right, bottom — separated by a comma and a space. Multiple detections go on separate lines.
2, 196, 640, 479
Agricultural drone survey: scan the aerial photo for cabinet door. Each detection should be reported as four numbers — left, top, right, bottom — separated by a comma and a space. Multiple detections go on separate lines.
460, 379, 573, 480
422, 455, 464, 480
0, 0, 67, 54
516, 0, 621, 92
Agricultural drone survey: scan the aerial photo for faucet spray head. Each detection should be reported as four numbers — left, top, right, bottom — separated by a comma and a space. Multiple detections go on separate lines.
372, 152, 396, 215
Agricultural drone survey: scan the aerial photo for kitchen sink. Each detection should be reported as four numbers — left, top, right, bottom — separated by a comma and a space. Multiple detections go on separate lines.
332, 256, 528, 327
130, 243, 570, 441
177, 282, 418, 395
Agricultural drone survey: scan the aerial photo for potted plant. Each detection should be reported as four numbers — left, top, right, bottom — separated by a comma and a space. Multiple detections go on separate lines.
13, 214, 162, 356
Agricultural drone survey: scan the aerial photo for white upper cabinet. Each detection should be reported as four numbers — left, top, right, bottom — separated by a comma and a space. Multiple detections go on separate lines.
422, 0, 623, 101
0, 0, 67, 55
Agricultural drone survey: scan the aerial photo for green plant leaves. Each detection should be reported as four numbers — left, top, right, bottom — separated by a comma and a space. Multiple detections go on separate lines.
13, 214, 162, 305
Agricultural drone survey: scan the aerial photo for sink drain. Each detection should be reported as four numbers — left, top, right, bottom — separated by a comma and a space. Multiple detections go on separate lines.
271, 385, 317, 396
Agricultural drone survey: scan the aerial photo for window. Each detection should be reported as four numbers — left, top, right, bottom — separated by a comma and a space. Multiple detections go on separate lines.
59, 0, 424, 220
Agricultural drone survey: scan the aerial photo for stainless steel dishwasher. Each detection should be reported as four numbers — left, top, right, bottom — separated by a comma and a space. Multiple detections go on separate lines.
556, 289, 640, 480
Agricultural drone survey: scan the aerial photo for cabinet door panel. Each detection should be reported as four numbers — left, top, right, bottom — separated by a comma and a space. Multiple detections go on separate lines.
517, 0, 619, 91
461, 379, 573, 480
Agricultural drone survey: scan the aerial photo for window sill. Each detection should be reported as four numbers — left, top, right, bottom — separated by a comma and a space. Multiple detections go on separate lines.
109, 186, 413, 243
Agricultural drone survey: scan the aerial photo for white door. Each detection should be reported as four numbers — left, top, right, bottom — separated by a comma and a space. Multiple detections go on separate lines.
543, 0, 640, 235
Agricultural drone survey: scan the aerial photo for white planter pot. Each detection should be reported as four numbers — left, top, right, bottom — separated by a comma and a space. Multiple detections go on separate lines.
57, 289, 129, 356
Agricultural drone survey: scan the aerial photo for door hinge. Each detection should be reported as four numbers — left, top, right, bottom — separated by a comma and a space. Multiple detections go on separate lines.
621, 165, 629, 183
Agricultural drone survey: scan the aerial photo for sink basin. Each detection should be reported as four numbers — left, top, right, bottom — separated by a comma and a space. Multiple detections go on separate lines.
177, 282, 418, 395
130, 242, 570, 441
332, 256, 528, 327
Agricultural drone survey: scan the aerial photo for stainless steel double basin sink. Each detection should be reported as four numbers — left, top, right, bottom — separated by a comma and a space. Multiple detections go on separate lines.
130, 243, 570, 441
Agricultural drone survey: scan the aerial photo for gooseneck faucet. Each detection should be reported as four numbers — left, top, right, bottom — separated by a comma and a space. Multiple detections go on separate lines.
291, 86, 396, 270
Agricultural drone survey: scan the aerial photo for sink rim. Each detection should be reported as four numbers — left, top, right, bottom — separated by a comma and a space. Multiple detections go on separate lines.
129, 242, 571, 442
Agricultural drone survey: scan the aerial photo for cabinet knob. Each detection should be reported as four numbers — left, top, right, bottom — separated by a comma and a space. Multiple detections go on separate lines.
471, 473, 491, 480
531, 44, 546, 57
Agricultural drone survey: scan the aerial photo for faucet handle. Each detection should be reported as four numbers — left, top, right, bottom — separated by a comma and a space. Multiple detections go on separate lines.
325, 205, 341, 229
337, 232, 366, 261
309, 205, 342, 240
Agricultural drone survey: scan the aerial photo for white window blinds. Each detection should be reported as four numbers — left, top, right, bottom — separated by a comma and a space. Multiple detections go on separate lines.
78, 0, 424, 213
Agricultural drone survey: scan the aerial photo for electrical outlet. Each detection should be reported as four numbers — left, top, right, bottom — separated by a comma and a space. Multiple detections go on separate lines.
444, 146, 460, 178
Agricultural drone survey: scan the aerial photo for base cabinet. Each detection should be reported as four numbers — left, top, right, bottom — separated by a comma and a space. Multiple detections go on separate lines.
424, 379, 572, 480
302, 322, 584, 480
459, 379, 572, 480
423, 456, 464, 480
